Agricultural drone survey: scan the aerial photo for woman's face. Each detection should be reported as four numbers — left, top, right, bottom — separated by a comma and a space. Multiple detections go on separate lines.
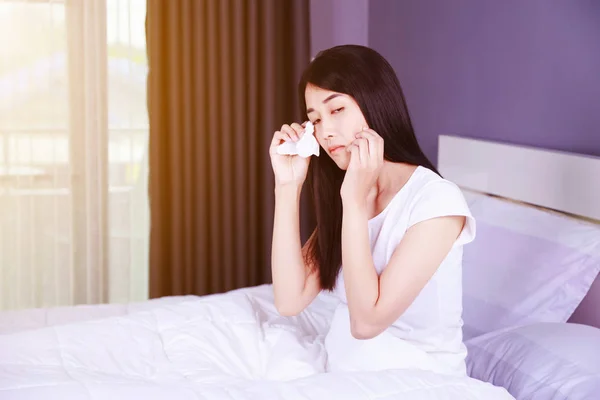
305, 84, 368, 170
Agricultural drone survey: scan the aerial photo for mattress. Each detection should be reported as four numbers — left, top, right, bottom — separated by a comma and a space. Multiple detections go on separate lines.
0, 284, 514, 399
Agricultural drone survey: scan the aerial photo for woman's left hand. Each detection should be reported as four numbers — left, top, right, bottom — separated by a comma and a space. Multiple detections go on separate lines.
340, 127, 384, 206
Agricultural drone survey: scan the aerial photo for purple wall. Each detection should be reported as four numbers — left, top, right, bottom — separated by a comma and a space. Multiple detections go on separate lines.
310, 0, 369, 59
368, 0, 600, 164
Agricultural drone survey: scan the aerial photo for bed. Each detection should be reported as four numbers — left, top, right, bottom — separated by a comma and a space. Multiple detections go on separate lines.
438, 135, 600, 399
0, 136, 598, 400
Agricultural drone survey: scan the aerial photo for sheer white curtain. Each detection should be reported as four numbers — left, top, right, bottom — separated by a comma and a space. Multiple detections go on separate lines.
0, 0, 149, 311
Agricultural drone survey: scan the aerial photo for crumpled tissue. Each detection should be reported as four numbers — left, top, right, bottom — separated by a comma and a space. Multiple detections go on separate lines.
276, 121, 319, 158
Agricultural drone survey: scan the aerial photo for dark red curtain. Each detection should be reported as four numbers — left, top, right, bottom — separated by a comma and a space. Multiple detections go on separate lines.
146, 0, 313, 298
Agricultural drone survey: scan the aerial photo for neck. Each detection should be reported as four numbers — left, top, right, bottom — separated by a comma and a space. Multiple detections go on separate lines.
370, 162, 418, 200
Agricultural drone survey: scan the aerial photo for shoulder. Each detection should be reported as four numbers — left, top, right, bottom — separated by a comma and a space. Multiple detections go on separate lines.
408, 167, 470, 210
405, 167, 476, 246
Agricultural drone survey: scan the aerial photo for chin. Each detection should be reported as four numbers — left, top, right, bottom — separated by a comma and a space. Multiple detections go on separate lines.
328, 154, 350, 170
332, 160, 349, 171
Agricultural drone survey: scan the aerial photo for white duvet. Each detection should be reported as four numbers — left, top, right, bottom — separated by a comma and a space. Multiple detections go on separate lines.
0, 285, 513, 399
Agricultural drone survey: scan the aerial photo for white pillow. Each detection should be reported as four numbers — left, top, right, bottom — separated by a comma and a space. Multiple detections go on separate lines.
461, 190, 600, 340
466, 322, 600, 400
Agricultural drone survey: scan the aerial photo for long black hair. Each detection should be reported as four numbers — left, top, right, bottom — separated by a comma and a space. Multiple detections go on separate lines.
299, 44, 439, 291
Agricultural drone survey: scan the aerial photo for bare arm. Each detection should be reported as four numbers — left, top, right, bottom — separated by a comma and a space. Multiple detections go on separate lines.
339, 127, 466, 339
271, 184, 321, 316
341, 201, 465, 339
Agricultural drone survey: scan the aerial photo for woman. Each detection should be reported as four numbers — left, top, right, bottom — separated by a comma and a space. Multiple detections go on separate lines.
269, 45, 475, 377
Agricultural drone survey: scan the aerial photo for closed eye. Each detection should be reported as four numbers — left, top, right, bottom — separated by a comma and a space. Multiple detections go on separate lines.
311, 119, 321, 125
332, 107, 344, 114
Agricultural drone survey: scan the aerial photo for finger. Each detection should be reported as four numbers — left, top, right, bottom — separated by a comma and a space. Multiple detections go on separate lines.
357, 128, 381, 142
356, 131, 378, 161
270, 131, 291, 150
362, 127, 381, 138
281, 124, 299, 142
290, 122, 305, 138
347, 139, 364, 165
357, 128, 383, 161
357, 138, 369, 165
347, 144, 360, 169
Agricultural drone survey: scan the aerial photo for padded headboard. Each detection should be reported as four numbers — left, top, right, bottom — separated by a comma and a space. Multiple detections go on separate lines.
438, 135, 600, 329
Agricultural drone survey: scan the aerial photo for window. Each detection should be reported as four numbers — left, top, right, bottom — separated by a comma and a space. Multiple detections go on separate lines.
0, 0, 149, 310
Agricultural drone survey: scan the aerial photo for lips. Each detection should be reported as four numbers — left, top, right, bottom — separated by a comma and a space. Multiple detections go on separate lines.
328, 145, 345, 153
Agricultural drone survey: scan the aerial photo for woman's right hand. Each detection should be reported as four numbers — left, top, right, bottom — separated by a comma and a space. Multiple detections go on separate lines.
269, 122, 312, 187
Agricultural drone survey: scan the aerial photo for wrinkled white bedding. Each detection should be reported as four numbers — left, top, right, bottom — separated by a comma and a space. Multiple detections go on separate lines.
0, 285, 513, 399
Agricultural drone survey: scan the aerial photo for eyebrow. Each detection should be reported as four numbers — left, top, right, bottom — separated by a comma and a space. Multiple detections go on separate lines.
306, 93, 343, 114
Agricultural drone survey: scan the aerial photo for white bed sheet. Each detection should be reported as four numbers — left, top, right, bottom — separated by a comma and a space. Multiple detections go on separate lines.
0, 284, 513, 400
0, 295, 197, 335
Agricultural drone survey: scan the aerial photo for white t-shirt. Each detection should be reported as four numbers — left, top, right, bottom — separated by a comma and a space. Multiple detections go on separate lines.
324, 165, 476, 376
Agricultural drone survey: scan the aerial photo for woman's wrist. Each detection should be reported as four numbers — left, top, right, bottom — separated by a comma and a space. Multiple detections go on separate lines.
342, 196, 367, 214
275, 183, 302, 202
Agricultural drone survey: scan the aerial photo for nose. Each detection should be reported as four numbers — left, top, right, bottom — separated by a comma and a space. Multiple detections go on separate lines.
319, 120, 336, 140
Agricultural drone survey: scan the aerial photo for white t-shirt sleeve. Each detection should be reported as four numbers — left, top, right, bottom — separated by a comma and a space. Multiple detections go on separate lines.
407, 180, 476, 247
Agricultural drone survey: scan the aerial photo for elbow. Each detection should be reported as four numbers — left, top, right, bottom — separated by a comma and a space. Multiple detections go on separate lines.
350, 319, 381, 340
274, 301, 301, 317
